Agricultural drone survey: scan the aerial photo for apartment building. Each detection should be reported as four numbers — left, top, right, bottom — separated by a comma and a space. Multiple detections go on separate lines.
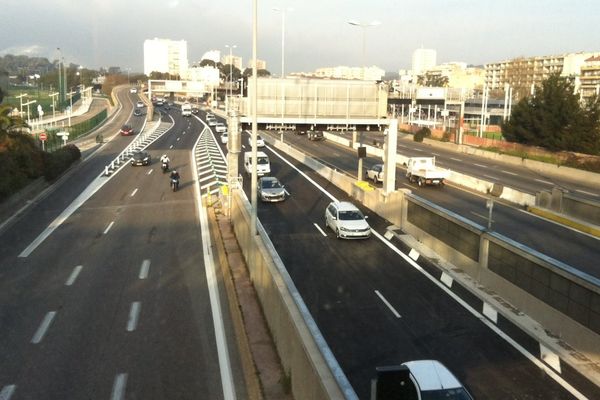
143, 38, 188, 77
484, 52, 598, 99
580, 55, 600, 98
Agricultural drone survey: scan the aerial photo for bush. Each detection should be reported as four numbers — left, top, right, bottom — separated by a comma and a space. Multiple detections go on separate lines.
43, 144, 81, 181
413, 127, 431, 142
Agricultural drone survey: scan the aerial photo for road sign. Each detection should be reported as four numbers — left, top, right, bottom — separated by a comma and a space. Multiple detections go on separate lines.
39, 133, 47, 141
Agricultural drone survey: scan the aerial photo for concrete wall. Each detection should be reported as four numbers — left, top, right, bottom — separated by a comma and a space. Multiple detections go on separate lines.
537, 188, 600, 226
230, 192, 356, 400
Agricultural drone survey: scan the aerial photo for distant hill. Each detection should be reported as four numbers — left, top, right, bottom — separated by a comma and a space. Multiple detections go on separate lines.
383, 71, 399, 81
0, 54, 54, 76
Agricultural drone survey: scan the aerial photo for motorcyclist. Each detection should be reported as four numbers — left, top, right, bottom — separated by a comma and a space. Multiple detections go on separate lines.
170, 169, 180, 180
160, 154, 170, 172
170, 169, 180, 190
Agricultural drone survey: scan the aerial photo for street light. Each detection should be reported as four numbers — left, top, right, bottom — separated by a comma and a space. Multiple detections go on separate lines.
347, 20, 381, 70
273, 7, 293, 140
225, 44, 237, 113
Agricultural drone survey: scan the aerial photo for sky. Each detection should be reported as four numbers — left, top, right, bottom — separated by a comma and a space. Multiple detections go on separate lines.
2, 0, 600, 75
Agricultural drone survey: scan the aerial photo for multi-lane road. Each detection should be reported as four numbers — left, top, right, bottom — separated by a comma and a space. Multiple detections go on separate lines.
0, 89, 244, 400
209, 122, 599, 399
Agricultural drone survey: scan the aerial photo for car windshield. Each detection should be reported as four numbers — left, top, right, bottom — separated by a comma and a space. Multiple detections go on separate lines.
262, 180, 281, 189
421, 388, 473, 400
338, 210, 364, 221
257, 157, 269, 165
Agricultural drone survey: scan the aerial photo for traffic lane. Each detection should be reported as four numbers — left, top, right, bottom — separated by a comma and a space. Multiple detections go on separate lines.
2, 142, 227, 398
246, 146, 581, 399
281, 133, 600, 277
354, 130, 600, 201
0, 101, 158, 262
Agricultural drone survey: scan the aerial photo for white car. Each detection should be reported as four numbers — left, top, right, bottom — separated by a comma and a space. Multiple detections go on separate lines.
136, 101, 144, 108
215, 122, 227, 133
401, 360, 473, 400
207, 117, 218, 127
324, 201, 371, 239
221, 132, 228, 144
130, 87, 137, 94
256, 135, 265, 147
366, 163, 384, 183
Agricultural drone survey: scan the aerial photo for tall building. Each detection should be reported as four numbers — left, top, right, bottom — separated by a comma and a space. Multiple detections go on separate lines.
423, 62, 485, 90
143, 38, 188, 77
247, 59, 267, 70
222, 54, 243, 70
412, 48, 437, 76
484, 52, 600, 99
298, 66, 384, 81
580, 55, 600, 99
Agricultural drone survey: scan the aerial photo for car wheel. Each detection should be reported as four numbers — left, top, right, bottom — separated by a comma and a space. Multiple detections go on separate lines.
335, 228, 341, 239
418, 177, 424, 187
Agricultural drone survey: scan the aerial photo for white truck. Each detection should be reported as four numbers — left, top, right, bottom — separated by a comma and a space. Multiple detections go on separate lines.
181, 102, 192, 117
406, 157, 449, 187
244, 151, 271, 176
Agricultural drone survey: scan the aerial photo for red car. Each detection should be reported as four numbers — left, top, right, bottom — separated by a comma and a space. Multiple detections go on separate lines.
120, 124, 134, 136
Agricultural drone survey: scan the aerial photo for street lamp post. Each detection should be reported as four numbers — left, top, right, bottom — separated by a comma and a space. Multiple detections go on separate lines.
225, 44, 237, 114
273, 7, 292, 141
347, 20, 381, 73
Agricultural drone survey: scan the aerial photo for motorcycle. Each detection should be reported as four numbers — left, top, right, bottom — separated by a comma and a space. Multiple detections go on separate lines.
161, 161, 169, 173
170, 177, 180, 192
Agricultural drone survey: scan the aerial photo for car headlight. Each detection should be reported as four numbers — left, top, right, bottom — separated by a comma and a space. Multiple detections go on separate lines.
339, 226, 350, 232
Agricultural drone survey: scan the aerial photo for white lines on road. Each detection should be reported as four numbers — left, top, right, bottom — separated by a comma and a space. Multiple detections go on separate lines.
126, 302, 141, 332
65, 265, 83, 286
110, 373, 128, 400
177, 137, 181, 141
314, 223, 327, 237
500, 170, 518, 176
139, 260, 150, 279
474, 163, 488, 168
31, 311, 56, 344
470, 211, 493, 222
534, 178, 553, 185
575, 189, 600, 197
169, 145, 173, 149
147, 169, 153, 175
450, 157, 462, 162
413, 148, 424, 152
0, 385, 16, 400
103, 221, 115, 235
130, 188, 138, 197
431, 152, 441, 156
374, 290, 401, 318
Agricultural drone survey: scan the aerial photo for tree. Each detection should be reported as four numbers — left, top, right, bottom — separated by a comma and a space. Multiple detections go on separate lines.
501, 74, 599, 153
417, 73, 448, 87
242, 68, 271, 78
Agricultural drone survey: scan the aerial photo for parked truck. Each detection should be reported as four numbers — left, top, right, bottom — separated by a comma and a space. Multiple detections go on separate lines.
405, 157, 449, 187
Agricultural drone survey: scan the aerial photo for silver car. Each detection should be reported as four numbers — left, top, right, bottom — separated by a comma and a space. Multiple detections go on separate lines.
259, 177, 287, 202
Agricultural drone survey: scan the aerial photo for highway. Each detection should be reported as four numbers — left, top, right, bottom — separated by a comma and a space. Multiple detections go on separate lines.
263, 131, 600, 280
204, 120, 600, 399
0, 92, 244, 400
349, 130, 600, 202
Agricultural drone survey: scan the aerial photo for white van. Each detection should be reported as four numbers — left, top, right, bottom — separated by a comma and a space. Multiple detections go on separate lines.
181, 102, 192, 117
244, 151, 270, 176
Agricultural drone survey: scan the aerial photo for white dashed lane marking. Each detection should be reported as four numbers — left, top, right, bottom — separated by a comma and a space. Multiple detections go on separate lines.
110, 373, 128, 400
31, 311, 56, 344
375, 290, 402, 318
126, 302, 141, 332
65, 265, 83, 286
103, 221, 115, 235
139, 260, 150, 279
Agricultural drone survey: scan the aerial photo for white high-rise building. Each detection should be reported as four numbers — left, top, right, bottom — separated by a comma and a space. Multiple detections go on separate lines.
412, 48, 437, 76
222, 54, 243, 70
143, 38, 188, 77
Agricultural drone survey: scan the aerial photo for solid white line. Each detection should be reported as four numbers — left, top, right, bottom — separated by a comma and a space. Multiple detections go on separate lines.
0, 385, 16, 400
31, 311, 56, 344
191, 146, 236, 399
374, 290, 401, 318
130, 188, 138, 197
103, 221, 115, 235
575, 189, 600, 197
470, 211, 493, 222
474, 163, 488, 168
110, 373, 128, 400
314, 223, 328, 237
139, 260, 150, 279
501, 170, 518, 176
534, 178, 553, 185
369, 229, 586, 399
65, 265, 83, 286
147, 169, 153, 175
126, 302, 141, 332
450, 157, 462, 162
413, 148, 423, 152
